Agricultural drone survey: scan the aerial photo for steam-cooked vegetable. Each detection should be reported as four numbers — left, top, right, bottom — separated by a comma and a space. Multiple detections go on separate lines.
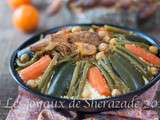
67, 61, 82, 97
48, 62, 75, 97
113, 46, 151, 79
38, 54, 59, 93
104, 25, 133, 35
99, 59, 130, 94
77, 62, 91, 98
88, 66, 111, 96
19, 55, 52, 82
94, 61, 114, 90
110, 53, 145, 91
125, 44, 160, 65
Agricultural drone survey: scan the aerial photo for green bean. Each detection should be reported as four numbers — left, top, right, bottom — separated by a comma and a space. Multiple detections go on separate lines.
113, 47, 150, 78
67, 61, 81, 97
113, 34, 150, 48
116, 45, 148, 68
38, 54, 58, 92
58, 52, 78, 64
77, 62, 91, 98
73, 62, 86, 97
16, 67, 24, 71
45, 75, 53, 93
116, 47, 154, 78
100, 60, 130, 94
116, 45, 160, 72
93, 61, 114, 90
117, 41, 149, 49
104, 25, 134, 35
67, 61, 85, 97
41, 71, 55, 93
142, 76, 149, 85
109, 53, 144, 91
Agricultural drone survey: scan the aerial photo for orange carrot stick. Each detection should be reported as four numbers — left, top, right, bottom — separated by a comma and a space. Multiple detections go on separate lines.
88, 67, 111, 96
125, 44, 160, 65
19, 55, 52, 82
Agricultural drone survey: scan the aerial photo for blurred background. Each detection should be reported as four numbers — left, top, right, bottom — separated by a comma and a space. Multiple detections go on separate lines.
0, 0, 160, 119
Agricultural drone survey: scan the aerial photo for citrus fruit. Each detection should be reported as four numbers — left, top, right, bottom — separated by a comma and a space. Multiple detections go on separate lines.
12, 5, 40, 33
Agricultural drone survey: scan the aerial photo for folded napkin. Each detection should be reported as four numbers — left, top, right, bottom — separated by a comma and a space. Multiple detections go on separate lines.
6, 80, 160, 120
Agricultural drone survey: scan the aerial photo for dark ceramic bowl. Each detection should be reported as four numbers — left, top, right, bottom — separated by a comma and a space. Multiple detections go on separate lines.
9, 24, 160, 112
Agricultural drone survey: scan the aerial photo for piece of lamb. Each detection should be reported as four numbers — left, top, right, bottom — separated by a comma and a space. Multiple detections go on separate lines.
30, 31, 101, 52
68, 31, 101, 46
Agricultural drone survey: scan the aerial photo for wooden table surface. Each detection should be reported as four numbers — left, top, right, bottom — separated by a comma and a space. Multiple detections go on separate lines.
0, 2, 27, 119
0, 1, 160, 120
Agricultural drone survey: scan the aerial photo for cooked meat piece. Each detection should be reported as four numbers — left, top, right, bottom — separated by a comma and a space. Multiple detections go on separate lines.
30, 38, 49, 51
75, 42, 97, 56
54, 42, 77, 56
30, 31, 101, 53
48, 30, 70, 43
68, 31, 101, 46
30, 30, 69, 52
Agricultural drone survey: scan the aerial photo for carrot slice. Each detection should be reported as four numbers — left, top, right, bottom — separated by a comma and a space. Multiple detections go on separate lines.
19, 55, 52, 82
125, 44, 160, 65
88, 67, 111, 96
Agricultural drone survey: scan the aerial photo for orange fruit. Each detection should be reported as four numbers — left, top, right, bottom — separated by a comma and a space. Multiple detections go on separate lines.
8, 0, 31, 9
12, 5, 40, 33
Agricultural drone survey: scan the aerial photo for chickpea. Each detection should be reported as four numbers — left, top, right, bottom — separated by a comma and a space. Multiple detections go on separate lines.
20, 54, 30, 63
111, 89, 121, 97
81, 82, 90, 98
96, 51, 106, 60
109, 38, 117, 46
71, 26, 81, 32
149, 67, 158, 75
27, 80, 38, 88
98, 43, 109, 52
98, 30, 107, 38
149, 46, 158, 54
103, 35, 110, 43
89, 28, 95, 32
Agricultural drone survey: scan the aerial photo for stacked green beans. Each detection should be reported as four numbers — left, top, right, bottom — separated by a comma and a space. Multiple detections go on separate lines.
67, 61, 91, 98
